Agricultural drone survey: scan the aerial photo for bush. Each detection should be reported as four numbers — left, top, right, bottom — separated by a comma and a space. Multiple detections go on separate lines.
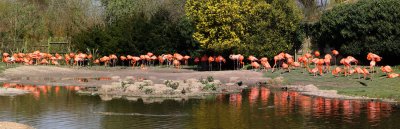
207, 76, 214, 82
203, 83, 216, 91
311, 0, 400, 64
165, 80, 179, 90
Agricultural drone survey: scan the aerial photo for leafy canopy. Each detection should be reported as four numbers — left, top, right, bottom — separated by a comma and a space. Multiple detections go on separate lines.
185, 0, 302, 57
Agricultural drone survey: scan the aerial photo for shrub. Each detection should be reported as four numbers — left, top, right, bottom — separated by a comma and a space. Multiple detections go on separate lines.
311, 0, 400, 64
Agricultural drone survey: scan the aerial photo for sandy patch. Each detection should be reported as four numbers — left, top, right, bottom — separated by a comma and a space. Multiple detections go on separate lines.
0, 122, 34, 129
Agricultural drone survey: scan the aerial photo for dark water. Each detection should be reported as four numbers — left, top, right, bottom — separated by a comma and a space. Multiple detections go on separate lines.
1, 84, 399, 129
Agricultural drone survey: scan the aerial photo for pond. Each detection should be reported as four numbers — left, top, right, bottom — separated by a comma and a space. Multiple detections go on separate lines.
0, 84, 399, 129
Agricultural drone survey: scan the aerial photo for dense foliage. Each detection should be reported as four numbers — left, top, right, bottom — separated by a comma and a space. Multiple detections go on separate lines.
185, 0, 302, 57
311, 0, 400, 64
72, 0, 199, 55
0, 0, 102, 51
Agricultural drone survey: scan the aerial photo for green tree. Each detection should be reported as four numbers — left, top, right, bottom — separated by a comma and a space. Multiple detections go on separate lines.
185, 0, 302, 57
185, 0, 251, 53
311, 0, 400, 64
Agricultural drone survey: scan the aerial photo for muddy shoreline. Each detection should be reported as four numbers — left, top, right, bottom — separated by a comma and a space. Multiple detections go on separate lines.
0, 122, 34, 129
0, 66, 398, 104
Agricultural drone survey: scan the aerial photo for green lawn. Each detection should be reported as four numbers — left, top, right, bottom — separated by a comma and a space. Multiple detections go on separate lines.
0, 63, 14, 73
263, 66, 400, 101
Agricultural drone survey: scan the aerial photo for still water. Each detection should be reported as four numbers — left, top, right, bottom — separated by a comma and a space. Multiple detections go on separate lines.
0, 84, 399, 129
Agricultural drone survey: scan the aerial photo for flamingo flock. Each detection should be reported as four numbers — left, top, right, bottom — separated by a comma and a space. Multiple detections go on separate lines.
1, 50, 399, 79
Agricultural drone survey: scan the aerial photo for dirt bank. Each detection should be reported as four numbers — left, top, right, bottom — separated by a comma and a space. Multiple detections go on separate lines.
0, 66, 269, 87
0, 122, 34, 129
284, 84, 397, 103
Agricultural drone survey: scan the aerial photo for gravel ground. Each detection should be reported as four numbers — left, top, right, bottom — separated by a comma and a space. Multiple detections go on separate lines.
0, 66, 269, 87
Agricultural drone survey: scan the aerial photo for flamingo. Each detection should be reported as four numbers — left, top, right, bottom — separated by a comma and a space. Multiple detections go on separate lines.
251, 61, 260, 71
120, 56, 127, 66
367, 53, 382, 74
362, 67, 370, 80
150, 55, 157, 66
282, 62, 290, 72
208, 56, 214, 71
93, 59, 100, 65
381, 65, 393, 77
314, 51, 320, 57
215, 55, 225, 71
140, 55, 146, 68
332, 67, 342, 77
332, 50, 339, 66
68, 52, 75, 65
298, 56, 308, 73
127, 55, 133, 66
309, 67, 319, 76
238, 54, 244, 70
260, 57, 271, 72
40, 59, 49, 65
173, 59, 181, 69
2, 53, 12, 66
109, 54, 118, 67
272, 53, 284, 72
316, 59, 324, 75
324, 54, 332, 72
158, 55, 165, 66
183, 55, 190, 65
100, 56, 110, 67
194, 57, 200, 70
229, 54, 239, 70
341, 56, 358, 77
387, 73, 399, 78
354, 67, 364, 79
248, 55, 258, 70
131, 56, 140, 68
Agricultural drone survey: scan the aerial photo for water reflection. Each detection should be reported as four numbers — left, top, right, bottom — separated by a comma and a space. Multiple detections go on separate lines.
0, 84, 399, 129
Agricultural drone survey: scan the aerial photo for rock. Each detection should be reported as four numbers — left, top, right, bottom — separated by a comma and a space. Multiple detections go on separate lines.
239, 85, 248, 89
225, 83, 237, 87
186, 78, 199, 84
122, 76, 135, 84
143, 87, 155, 94
143, 80, 154, 86
125, 85, 142, 94
300, 85, 319, 92
209, 80, 222, 86
111, 76, 120, 80
153, 84, 172, 94
133, 82, 146, 87
229, 77, 240, 83
99, 94, 113, 101
99, 82, 122, 93
125, 97, 140, 101
125, 76, 135, 80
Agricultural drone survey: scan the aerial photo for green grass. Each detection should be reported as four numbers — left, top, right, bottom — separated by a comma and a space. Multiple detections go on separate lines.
0, 63, 19, 73
263, 66, 400, 101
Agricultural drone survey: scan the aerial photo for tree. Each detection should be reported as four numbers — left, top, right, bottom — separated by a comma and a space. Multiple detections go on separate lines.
185, 0, 251, 53
311, 0, 400, 64
185, 0, 302, 57
242, 0, 302, 57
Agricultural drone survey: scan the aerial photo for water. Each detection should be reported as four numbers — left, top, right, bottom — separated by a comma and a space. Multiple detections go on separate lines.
0, 85, 399, 129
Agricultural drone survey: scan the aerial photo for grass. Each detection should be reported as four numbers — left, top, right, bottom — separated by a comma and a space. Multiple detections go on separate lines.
0, 63, 20, 73
263, 65, 400, 101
